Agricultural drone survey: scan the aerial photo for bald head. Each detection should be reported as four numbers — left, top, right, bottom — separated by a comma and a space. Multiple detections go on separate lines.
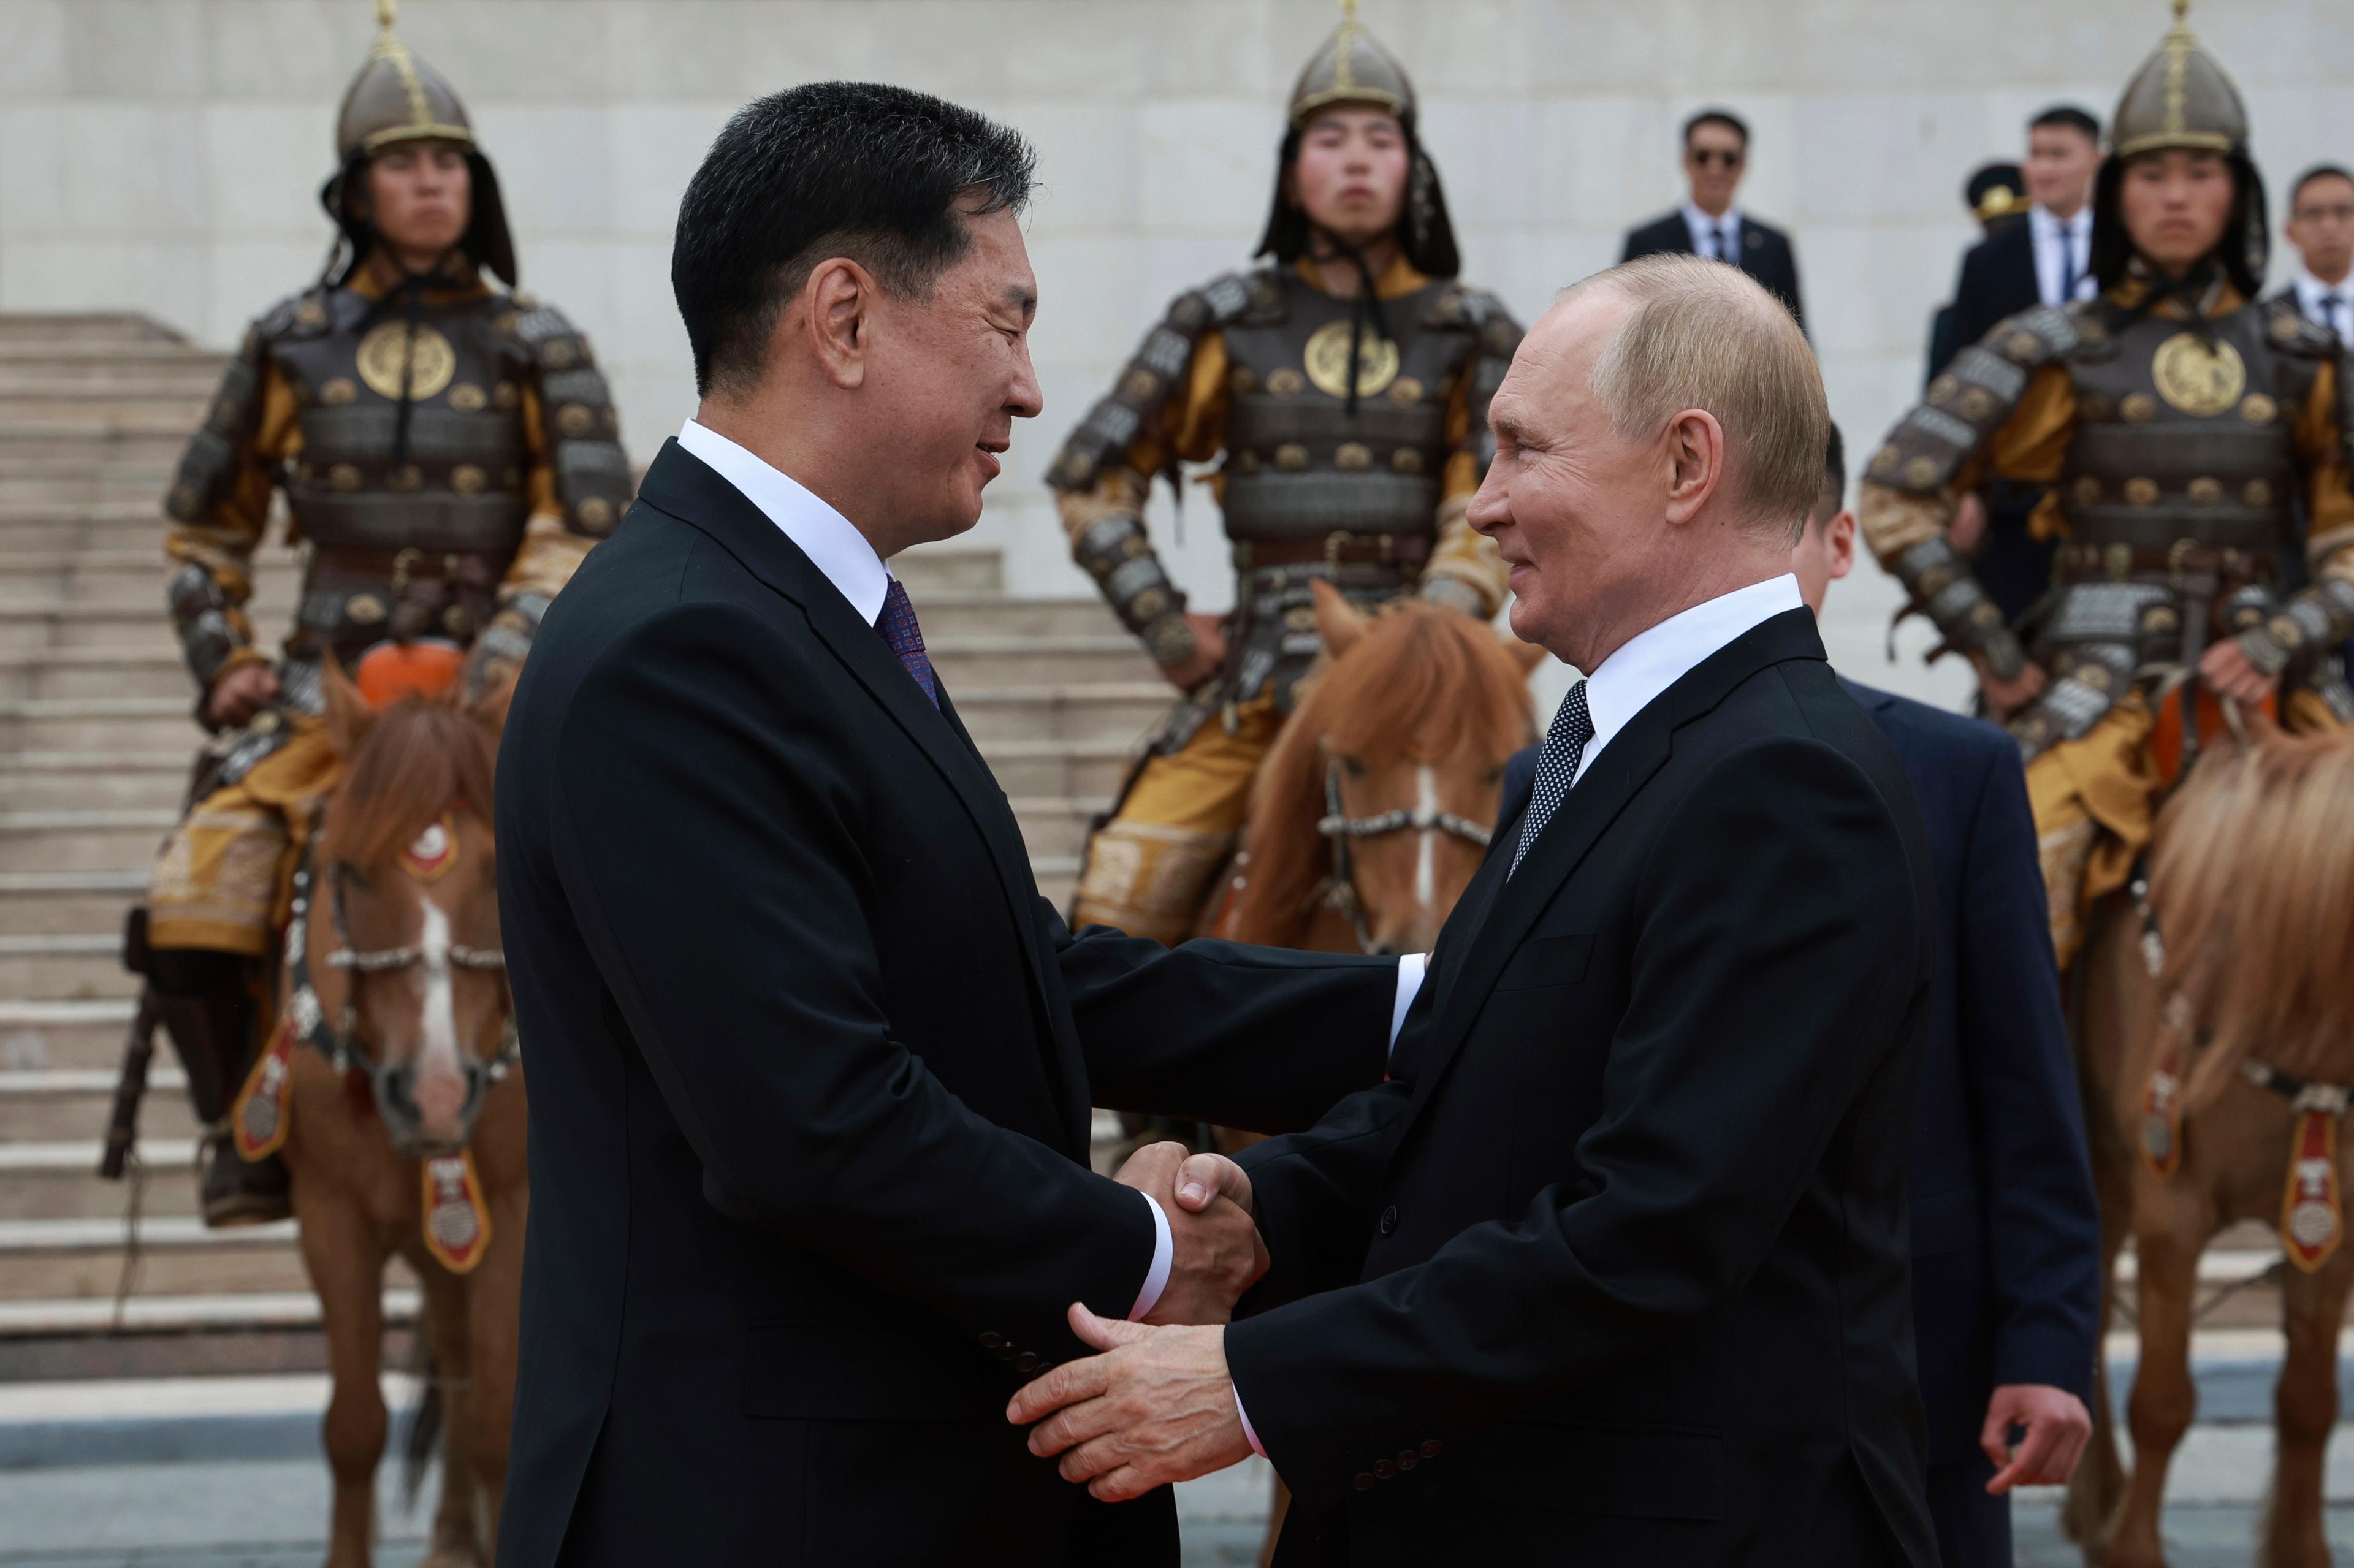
1466, 255, 1827, 672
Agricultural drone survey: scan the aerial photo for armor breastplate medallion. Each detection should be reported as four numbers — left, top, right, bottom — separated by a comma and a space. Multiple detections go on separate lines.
276, 290, 532, 560
1219, 273, 1463, 544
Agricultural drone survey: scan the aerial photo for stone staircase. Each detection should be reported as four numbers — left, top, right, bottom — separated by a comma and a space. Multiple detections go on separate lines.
0, 313, 1157, 1382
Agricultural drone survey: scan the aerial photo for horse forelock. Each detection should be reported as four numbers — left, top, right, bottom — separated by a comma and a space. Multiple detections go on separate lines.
1231, 604, 1533, 946
318, 699, 498, 873
2153, 725, 2354, 1102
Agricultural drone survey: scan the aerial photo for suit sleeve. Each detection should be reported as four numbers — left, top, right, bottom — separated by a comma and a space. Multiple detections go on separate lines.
1046, 908, 1396, 1135
1955, 732, 2102, 1399
1780, 235, 1805, 333
548, 602, 1153, 1358
1224, 736, 1923, 1507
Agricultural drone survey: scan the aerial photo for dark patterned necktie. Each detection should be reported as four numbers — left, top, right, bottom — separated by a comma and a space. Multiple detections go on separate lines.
2324, 295, 2346, 338
1510, 680, 1593, 878
1713, 224, 1734, 263
874, 577, 938, 708
2060, 228, 2080, 303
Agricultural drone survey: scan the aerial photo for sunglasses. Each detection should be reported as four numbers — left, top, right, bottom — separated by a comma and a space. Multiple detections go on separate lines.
1689, 148, 1745, 169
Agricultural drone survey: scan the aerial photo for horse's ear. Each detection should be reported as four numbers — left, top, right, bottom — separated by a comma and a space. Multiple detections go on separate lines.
1311, 578, 1370, 658
1503, 633, 1548, 674
320, 655, 376, 759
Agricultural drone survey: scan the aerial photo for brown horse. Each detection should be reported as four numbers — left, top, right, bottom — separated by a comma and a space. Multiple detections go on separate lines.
1221, 579, 1544, 954
2065, 724, 2354, 1567
1212, 579, 1540, 1561
238, 664, 525, 1567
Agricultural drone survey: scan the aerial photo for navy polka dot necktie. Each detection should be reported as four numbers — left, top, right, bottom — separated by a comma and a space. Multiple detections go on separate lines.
874, 577, 938, 708
1510, 680, 1593, 878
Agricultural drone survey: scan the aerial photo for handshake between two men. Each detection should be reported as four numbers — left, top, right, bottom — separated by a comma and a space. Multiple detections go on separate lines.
1013, 1140, 1270, 1503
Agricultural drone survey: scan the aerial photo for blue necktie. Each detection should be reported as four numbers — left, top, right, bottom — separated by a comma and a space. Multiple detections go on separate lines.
874, 577, 938, 708
1510, 680, 1593, 878
2060, 228, 2080, 304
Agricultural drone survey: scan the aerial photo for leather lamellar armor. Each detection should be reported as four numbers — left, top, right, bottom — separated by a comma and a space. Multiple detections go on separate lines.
1048, 265, 1516, 717
1869, 296, 2352, 757
164, 284, 629, 677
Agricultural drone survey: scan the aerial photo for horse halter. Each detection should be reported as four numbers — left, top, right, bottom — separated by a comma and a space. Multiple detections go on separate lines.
1314, 757, 1493, 953
284, 822, 517, 1143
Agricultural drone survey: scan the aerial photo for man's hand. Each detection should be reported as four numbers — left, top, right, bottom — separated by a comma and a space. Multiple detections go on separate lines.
1974, 655, 2047, 721
1114, 1141, 1267, 1325
1158, 612, 1228, 693
1948, 492, 1989, 557
1008, 1303, 1253, 1501
2199, 636, 2277, 707
1981, 1383, 2093, 1493
206, 663, 280, 728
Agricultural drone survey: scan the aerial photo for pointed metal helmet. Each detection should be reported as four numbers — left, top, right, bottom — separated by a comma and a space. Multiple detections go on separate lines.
335, 0, 476, 163
1287, 0, 1417, 130
2110, 0, 2249, 159
319, 0, 517, 286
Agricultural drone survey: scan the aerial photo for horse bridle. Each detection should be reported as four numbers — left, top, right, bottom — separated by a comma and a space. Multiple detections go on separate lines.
283, 823, 518, 1123
1312, 758, 1493, 953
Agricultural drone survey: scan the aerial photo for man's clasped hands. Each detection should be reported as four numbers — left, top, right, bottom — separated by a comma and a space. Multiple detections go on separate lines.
1005, 1141, 1265, 1501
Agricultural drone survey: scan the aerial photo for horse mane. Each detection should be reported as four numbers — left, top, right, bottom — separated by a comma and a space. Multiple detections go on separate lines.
2151, 725, 2354, 1105
318, 699, 498, 871
1229, 602, 1534, 945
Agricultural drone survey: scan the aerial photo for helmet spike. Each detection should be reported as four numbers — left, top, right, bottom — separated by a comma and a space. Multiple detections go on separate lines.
376, 0, 397, 32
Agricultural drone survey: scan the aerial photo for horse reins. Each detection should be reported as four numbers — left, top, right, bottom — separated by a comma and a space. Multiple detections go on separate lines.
1312, 759, 1493, 953
284, 822, 517, 1087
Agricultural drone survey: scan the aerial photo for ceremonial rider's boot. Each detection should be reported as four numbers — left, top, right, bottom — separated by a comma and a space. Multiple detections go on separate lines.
149, 949, 292, 1228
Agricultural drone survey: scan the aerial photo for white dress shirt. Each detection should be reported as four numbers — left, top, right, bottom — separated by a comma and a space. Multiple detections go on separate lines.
1564, 573, 1807, 790
2029, 205, 2097, 309
2295, 270, 2354, 344
1682, 202, 1745, 264
1237, 573, 1807, 1454
678, 417, 1424, 1321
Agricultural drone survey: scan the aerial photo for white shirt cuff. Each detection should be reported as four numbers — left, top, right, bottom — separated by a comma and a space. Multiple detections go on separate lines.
1388, 954, 1427, 1057
1128, 1192, 1173, 1321
1233, 1382, 1267, 1458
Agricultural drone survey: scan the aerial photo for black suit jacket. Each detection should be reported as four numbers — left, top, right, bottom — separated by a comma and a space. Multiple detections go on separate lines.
1228, 611, 1938, 1567
1621, 210, 1805, 330
1837, 681, 2100, 1466
1941, 221, 2041, 378
492, 440, 1397, 1568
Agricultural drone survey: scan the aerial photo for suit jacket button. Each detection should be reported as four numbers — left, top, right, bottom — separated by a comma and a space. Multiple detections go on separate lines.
978, 1332, 1004, 1350
1419, 1439, 1443, 1459
1396, 1450, 1419, 1471
998, 1345, 1019, 1361
1377, 1206, 1399, 1236
1352, 1472, 1376, 1491
1015, 1352, 1039, 1372
1373, 1460, 1397, 1480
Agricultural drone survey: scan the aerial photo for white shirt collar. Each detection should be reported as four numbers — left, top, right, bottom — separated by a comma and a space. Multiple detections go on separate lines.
2298, 270, 2352, 306
1681, 202, 1743, 253
676, 418, 891, 625
2030, 204, 2093, 238
1571, 573, 1804, 787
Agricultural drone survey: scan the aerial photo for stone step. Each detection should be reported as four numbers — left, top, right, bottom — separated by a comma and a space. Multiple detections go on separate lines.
0, 1141, 200, 1220
0, 803, 180, 873
0, 997, 144, 1075
0, 1288, 419, 1382
0, 1068, 200, 1147
0, 767, 189, 812
0, 429, 186, 470
0, 316, 186, 347
0, 1217, 345, 1302
0, 473, 176, 508
0, 394, 213, 428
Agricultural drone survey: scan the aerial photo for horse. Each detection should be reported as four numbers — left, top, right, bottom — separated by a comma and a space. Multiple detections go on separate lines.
1209, 578, 1541, 1563
230, 658, 525, 1568
1219, 579, 1544, 954
2063, 723, 2354, 1568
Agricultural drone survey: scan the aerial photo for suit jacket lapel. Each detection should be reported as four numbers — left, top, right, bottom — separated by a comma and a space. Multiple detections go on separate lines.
636, 443, 1083, 1144
1404, 609, 1827, 1121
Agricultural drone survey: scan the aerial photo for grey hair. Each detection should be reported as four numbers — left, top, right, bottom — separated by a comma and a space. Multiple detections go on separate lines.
1570, 254, 1829, 543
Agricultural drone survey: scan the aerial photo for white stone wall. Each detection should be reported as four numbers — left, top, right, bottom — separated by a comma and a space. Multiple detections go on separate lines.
4, 0, 2350, 707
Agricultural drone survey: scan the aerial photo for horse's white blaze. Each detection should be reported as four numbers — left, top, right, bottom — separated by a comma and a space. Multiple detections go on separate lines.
1414, 765, 1439, 914
413, 895, 464, 1120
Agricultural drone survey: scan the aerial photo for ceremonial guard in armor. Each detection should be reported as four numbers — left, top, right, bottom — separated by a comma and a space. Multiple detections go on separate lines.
1050, 1, 1518, 944
140, 1, 628, 1225
1858, 0, 2354, 967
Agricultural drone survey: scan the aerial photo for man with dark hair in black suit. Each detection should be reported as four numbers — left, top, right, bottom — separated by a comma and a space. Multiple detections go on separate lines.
2272, 163, 2354, 343
1620, 108, 1805, 329
1790, 425, 2101, 1568
1924, 163, 2029, 386
493, 82, 1414, 1568
1940, 104, 2105, 626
